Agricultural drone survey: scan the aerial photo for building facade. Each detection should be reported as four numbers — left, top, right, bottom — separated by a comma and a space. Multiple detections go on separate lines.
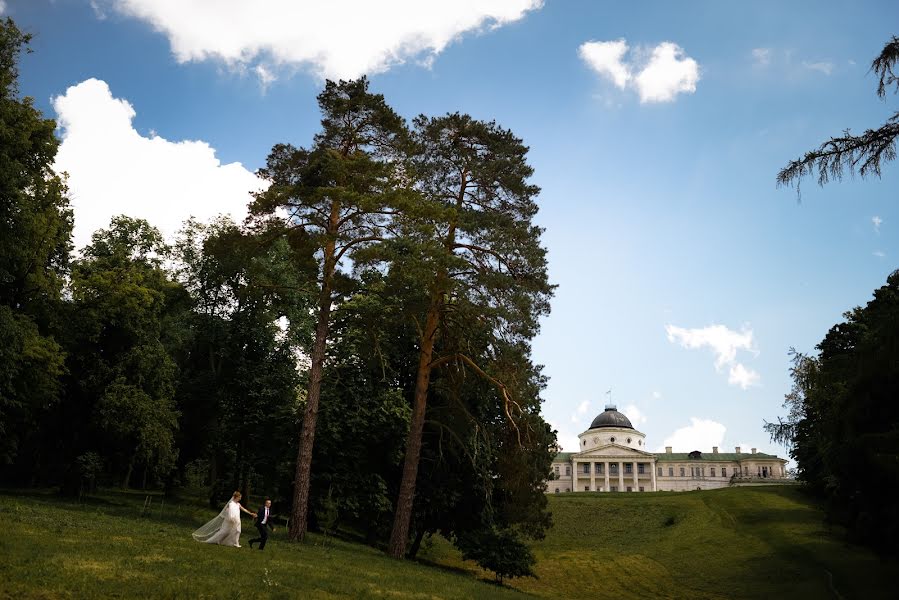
548, 405, 788, 493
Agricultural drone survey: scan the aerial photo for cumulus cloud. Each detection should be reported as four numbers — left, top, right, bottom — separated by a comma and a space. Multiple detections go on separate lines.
658, 417, 726, 452
665, 324, 760, 389
578, 39, 630, 88
621, 404, 646, 427
873, 215, 883, 233
874, 250, 886, 258
579, 38, 699, 103
98, 0, 542, 80
728, 363, 761, 389
53, 78, 267, 250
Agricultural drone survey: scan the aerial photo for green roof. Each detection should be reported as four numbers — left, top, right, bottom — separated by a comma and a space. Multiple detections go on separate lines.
552, 451, 783, 463
653, 452, 782, 462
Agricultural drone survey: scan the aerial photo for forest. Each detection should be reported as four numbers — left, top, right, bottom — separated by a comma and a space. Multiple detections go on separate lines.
0, 17, 556, 576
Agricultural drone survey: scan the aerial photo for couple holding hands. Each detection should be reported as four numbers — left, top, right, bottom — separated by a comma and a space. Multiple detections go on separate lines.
192, 491, 276, 550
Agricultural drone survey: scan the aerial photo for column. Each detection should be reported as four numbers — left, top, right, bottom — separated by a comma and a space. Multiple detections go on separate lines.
651, 460, 657, 491
632, 462, 638, 491
604, 461, 610, 492
618, 461, 624, 492
572, 460, 577, 492
590, 462, 596, 492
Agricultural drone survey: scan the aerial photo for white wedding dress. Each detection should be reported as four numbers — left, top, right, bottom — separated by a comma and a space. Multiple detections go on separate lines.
192, 499, 242, 547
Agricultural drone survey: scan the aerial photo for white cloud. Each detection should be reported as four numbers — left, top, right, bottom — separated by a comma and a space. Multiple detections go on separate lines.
579, 39, 631, 88
52, 78, 267, 250
579, 38, 699, 104
0, 1, 6, 15
634, 42, 700, 103
658, 417, 726, 452
576, 400, 590, 415
549, 420, 580, 453
803, 60, 833, 75
873, 215, 883, 233
99, 0, 542, 80
874, 250, 886, 258
752, 47, 771, 67
621, 404, 646, 427
254, 64, 277, 91
727, 363, 760, 390
651, 391, 662, 400
665, 323, 760, 389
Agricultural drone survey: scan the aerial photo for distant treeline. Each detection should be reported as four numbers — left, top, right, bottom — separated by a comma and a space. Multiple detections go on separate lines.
0, 17, 554, 578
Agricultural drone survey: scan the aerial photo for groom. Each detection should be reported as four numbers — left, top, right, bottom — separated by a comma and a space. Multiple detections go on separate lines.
248, 497, 275, 550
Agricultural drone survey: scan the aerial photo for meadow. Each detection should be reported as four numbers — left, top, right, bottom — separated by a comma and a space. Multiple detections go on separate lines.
1, 486, 893, 599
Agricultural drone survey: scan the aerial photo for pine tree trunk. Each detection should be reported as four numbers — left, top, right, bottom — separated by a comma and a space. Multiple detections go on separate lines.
388, 300, 441, 558
289, 230, 338, 542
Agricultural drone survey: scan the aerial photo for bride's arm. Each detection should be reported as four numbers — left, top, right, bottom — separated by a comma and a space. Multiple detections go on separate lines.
238, 504, 257, 517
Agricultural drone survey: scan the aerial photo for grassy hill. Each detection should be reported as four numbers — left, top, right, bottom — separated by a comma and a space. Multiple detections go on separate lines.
1, 486, 894, 599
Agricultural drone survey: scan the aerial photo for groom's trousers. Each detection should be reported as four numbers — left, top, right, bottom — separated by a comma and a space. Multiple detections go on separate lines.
251, 522, 269, 550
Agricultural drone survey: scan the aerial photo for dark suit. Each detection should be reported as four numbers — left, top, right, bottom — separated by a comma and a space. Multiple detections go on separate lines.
249, 505, 274, 550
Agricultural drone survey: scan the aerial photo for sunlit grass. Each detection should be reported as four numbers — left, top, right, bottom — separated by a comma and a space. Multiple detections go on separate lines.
1, 486, 894, 599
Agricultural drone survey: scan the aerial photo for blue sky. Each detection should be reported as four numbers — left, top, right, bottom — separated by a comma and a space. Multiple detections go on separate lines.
7, 0, 898, 457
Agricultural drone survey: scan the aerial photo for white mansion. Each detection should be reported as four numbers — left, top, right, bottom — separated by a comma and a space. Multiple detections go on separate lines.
549, 405, 789, 493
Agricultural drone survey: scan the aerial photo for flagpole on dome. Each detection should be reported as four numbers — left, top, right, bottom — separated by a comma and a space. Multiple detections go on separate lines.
605, 388, 614, 410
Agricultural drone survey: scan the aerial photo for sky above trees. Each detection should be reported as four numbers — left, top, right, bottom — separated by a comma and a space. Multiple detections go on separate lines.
8, 0, 898, 457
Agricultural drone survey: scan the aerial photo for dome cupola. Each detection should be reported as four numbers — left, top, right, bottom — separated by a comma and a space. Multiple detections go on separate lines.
589, 405, 633, 430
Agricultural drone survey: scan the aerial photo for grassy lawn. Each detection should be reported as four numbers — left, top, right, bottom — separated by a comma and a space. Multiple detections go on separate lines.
422, 486, 896, 599
1, 486, 894, 599
0, 489, 519, 599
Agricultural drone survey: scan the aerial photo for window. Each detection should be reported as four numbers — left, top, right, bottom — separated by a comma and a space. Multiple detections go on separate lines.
565, 465, 571, 476
625, 463, 633, 474
639, 486, 644, 492
583, 463, 590, 474
584, 486, 589, 492
669, 467, 674, 477
610, 464, 618, 474
626, 437, 632, 444
679, 467, 685, 477
554, 465, 560, 477
596, 463, 604, 474
565, 488, 570, 492
555, 488, 560, 494
710, 468, 716, 477
638, 440, 642, 446
610, 436, 616, 443
690, 467, 694, 478
626, 486, 632, 492
657, 467, 662, 476
611, 486, 618, 492
722, 467, 726, 477
582, 440, 586, 446
638, 464, 645, 474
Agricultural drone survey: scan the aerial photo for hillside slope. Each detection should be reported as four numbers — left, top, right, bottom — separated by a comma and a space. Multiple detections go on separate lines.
423, 486, 895, 599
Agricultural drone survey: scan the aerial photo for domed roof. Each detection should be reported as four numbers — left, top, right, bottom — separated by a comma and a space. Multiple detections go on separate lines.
589, 405, 633, 430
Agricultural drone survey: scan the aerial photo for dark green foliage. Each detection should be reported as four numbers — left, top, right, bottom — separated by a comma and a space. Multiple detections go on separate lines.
778, 35, 899, 194
456, 526, 536, 583
769, 270, 899, 552
0, 18, 72, 465
0, 19, 556, 575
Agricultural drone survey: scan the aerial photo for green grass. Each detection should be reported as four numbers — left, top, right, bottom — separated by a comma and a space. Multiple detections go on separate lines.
1, 486, 895, 599
0, 489, 520, 599
422, 486, 896, 599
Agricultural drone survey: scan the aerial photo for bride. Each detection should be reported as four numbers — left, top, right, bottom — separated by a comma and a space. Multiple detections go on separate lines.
193, 491, 256, 547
